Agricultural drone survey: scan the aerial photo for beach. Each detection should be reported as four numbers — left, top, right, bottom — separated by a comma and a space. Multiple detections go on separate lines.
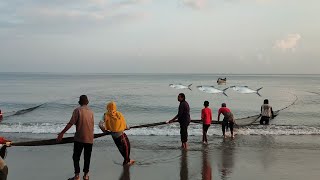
5, 134, 320, 180
1, 0, 319, 178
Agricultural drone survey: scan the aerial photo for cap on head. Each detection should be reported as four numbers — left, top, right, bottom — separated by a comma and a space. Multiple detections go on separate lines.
78, 95, 89, 106
221, 103, 226, 107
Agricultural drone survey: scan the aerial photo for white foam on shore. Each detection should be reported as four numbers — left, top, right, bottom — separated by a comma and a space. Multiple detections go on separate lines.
1, 123, 320, 136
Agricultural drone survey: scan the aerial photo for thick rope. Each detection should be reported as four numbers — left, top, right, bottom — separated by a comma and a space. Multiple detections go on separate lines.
4, 104, 44, 118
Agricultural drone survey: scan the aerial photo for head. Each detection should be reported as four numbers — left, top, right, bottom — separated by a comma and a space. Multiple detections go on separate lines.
264, 99, 269, 104
221, 103, 226, 107
106, 101, 117, 112
78, 95, 89, 106
204, 101, 209, 107
177, 93, 185, 102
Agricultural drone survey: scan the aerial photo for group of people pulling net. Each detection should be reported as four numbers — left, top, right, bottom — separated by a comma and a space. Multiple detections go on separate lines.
0, 93, 297, 180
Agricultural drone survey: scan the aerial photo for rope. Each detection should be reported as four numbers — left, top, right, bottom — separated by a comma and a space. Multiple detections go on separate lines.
4, 104, 44, 118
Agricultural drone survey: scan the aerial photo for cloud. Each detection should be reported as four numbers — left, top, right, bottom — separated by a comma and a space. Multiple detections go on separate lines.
0, 0, 151, 30
274, 33, 302, 52
183, 0, 207, 10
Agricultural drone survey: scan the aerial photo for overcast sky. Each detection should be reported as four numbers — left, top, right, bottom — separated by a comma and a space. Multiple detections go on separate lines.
0, 0, 319, 74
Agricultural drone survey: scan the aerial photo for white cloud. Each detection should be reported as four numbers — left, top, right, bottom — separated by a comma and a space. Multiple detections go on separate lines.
183, 0, 207, 10
89, 0, 108, 5
36, 7, 109, 20
274, 33, 302, 52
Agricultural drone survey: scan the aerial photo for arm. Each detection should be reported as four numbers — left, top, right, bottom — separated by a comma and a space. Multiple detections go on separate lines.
168, 104, 181, 123
271, 107, 274, 118
57, 123, 73, 142
99, 113, 108, 132
57, 109, 78, 142
217, 108, 222, 121
201, 109, 205, 122
168, 114, 178, 123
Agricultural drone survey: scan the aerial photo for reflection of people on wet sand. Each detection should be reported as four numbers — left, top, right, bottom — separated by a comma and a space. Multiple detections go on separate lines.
259, 135, 275, 169
119, 166, 130, 180
180, 150, 189, 180
219, 140, 235, 180
201, 148, 212, 180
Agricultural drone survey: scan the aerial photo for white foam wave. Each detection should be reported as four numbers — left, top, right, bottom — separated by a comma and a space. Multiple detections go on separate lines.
1, 123, 320, 136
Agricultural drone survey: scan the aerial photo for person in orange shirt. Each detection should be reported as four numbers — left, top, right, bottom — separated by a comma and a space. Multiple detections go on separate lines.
99, 101, 134, 166
201, 101, 212, 144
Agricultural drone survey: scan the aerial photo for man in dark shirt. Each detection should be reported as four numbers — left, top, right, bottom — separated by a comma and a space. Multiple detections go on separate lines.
168, 93, 191, 149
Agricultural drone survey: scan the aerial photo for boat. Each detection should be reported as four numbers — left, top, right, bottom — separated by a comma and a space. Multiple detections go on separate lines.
217, 77, 227, 85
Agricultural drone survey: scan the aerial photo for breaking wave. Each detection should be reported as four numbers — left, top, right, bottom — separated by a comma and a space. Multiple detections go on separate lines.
1, 123, 320, 136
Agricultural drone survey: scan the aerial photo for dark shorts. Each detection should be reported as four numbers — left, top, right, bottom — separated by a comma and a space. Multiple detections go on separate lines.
222, 121, 234, 134
180, 124, 189, 143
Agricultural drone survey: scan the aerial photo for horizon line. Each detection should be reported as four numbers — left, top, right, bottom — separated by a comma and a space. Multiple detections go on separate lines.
0, 72, 319, 76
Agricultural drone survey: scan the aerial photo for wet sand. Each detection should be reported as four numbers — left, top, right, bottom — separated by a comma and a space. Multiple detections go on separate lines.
5, 135, 320, 180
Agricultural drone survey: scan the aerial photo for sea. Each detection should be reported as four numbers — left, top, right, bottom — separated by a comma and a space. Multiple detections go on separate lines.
0, 73, 320, 139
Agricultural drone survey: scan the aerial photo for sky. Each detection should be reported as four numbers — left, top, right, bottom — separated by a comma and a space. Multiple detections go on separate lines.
0, 0, 319, 74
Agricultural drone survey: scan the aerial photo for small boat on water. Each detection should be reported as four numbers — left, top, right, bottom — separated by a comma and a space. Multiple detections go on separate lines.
217, 77, 227, 85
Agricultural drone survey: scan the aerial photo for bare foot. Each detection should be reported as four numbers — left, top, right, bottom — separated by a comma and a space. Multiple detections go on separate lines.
68, 174, 80, 180
125, 160, 135, 166
202, 141, 208, 145
83, 174, 89, 180
184, 143, 188, 149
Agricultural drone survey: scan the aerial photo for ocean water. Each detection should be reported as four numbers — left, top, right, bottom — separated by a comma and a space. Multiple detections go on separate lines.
0, 73, 320, 139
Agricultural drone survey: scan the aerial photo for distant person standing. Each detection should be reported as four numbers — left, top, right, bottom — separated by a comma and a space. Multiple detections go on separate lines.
201, 101, 212, 144
57, 95, 94, 180
168, 93, 191, 149
217, 103, 235, 138
260, 99, 274, 125
0, 110, 3, 122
